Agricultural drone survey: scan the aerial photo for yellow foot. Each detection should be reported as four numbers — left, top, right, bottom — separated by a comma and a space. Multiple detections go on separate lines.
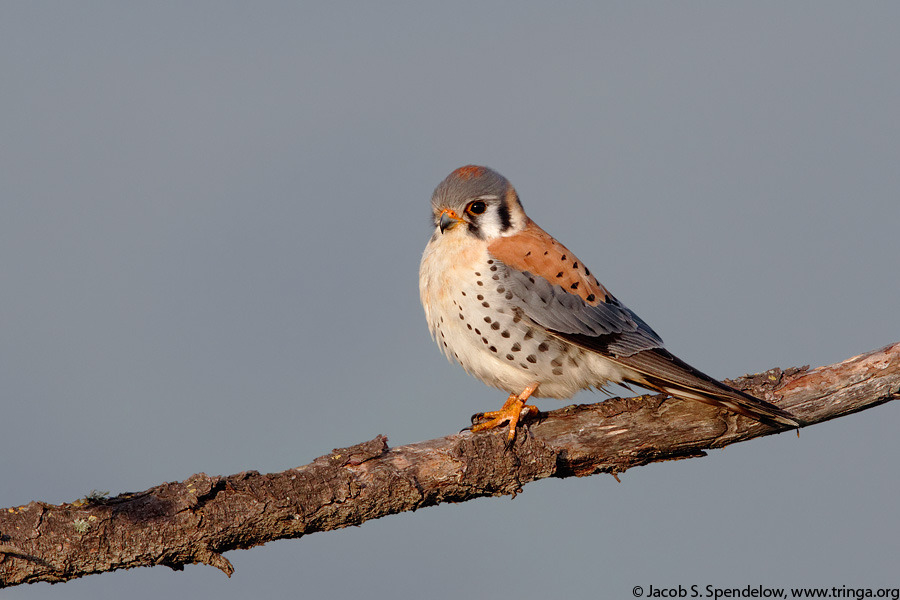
471, 382, 540, 444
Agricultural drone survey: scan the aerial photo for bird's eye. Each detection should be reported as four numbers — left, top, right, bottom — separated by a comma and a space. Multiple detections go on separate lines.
466, 201, 487, 215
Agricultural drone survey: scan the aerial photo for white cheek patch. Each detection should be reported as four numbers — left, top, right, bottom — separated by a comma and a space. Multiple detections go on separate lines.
475, 210, 504, 239
469, 196, 504, 239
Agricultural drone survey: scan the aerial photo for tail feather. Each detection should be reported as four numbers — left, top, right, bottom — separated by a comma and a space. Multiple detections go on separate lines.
615, 348, 800, 428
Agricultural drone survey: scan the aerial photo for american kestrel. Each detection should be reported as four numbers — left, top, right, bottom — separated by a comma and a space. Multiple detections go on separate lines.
419, 165, 799, 442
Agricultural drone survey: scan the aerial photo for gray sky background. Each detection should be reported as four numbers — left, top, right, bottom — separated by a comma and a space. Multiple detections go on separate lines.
3, 3, 899, 598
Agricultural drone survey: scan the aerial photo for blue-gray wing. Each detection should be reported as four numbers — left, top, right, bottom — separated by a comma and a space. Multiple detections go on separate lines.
501, 266, 665, 358
500, 264, 800, 427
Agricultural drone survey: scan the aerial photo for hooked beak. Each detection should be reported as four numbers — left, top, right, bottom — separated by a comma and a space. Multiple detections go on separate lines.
439, 209, 464, 233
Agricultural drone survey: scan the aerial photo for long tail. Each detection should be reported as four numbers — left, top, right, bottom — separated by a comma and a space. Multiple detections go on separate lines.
615, 348, 801, 428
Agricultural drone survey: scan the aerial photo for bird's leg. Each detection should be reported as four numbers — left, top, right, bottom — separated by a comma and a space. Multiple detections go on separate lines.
470, 382, 540, 443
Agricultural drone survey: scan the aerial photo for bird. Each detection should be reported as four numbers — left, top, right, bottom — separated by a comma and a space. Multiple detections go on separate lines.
419, 165, 800, 443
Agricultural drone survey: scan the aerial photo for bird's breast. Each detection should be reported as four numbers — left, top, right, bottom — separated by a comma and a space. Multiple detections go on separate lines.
419, 234, 616, 399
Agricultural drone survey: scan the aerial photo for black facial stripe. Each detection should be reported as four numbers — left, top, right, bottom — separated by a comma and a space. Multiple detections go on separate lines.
467, 222, 484, 239
497, 200, 512, 232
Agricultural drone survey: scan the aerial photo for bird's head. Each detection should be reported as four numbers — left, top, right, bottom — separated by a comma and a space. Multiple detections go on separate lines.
430, 165, 528, 241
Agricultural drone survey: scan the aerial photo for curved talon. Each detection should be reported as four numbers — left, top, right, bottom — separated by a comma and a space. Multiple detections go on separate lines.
469, 383, 540, 443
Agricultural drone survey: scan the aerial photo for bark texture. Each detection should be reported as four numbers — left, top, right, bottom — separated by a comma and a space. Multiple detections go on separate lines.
2, 342, 898, 588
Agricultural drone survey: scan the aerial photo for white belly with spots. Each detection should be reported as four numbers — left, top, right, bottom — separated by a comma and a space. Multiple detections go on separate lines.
419, 232, 627, 399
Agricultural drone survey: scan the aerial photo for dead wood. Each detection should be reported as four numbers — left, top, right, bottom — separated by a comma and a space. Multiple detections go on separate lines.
2, 341, 898, 588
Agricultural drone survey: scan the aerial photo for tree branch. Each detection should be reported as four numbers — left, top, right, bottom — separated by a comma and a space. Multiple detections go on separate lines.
2, 342, 898, 588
